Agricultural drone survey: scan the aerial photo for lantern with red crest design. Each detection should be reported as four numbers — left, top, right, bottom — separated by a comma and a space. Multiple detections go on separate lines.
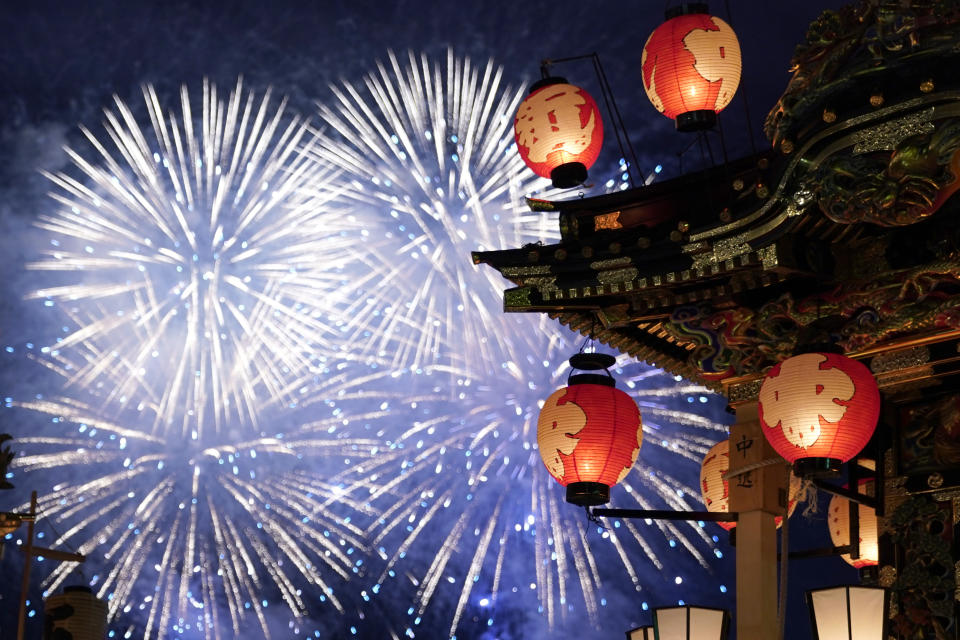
758, 351, 881, 477
537, 353, 642, 506
641, 3, 742, 131
700, 439, 802, 530
514, 77, 604, 188
828, 479, 880, 569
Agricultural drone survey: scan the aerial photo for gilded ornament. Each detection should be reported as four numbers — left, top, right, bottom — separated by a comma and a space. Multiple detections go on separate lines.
927, 472, 944, 489
756, 183, 769, 199
594, 211, 623, 231
851, 109, 935, 154
869, 345, 931, 373
870, 92, 884, 107
727, 379, 763, 404
501, 265, 552, 277
878, 565, 897, 588
920, 78, 934, 93
823, 108, 837, 123
504, 288, 532, 308
781, 139, 794, 154
581, 246, 593, 259
554, 248, 567, 261
678, 220, 690, 233
732, 178, 744, 191
719, 208, 732, 222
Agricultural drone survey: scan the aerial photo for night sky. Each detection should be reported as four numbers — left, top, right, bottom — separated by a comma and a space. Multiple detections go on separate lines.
0, 2, 856, 639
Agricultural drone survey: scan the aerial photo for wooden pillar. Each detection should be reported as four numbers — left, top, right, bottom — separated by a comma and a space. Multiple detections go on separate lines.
729, 401, 784, 640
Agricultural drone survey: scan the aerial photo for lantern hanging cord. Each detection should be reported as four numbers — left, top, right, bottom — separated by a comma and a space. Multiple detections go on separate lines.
538, 53, 646, 187
585, 506, 607, 528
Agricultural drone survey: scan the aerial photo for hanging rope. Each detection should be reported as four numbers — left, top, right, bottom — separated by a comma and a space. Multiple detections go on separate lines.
724, 456, 784, 479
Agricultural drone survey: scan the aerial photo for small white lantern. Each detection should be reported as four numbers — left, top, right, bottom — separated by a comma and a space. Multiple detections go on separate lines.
653, 605, 730, 640
807, 586, 888, 640
44, 586, 109, 640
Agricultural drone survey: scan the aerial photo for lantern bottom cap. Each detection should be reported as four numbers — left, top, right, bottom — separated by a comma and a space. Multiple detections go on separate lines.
793, 457, 842, 478
675, 109, 717, 132
551, 162, 588, 189
566, 481, 609, 506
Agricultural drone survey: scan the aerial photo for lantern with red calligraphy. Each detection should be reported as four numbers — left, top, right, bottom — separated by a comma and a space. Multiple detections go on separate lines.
537, 353, 642, 506
514, 78, 604, 188
758, 352, 880, 477
700, 439, 802, 530
641, 4, 741, 131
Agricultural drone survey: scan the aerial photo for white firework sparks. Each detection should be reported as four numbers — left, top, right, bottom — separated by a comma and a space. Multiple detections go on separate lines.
12, 392, 389, 640
309, 51, 731, 638
313, 49, 561, 376
3, 54, 732, 640
27, 78, 379, 439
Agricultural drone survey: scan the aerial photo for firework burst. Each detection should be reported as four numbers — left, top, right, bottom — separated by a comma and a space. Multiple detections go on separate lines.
4, 53, 731, 640
27, 78, 381, 439
310, 51, 732, 638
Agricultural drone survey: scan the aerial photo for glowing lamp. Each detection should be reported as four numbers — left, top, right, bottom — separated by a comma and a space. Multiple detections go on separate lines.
0, 511, 21, 536
828, 480, 879, 569
43, 586, 109, 640
699, 439, 801, 530
653, 605, 730, 640
758, 352, 880, 477
641, 3, 742, 131
807, 586, 888, 640
514, 77, 604, 188
537, 353, 642, 506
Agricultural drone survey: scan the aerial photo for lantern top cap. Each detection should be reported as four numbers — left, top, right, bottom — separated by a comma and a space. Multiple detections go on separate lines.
528, 75, 570, 94
664, 2, 710, 19
569, 352, 616, 371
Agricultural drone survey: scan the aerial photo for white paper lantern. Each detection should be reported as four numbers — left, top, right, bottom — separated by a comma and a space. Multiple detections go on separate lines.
807, 586, 887, 640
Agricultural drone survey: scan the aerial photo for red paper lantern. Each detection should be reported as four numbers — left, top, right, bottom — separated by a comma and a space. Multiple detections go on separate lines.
537, 354, 642, 506
700, 439, 735, 531
641, 4, 741, 131
758, 352, 880, 476
828, 480, 879, 568
514, 77, 604, 189
700, 439, 801, 530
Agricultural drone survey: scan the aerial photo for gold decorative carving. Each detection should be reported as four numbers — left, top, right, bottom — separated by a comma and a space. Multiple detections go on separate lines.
591, 257, 632, 270
727, 379, 763, 404
851, 109, 935, 154
504, 288, 532, 308
927, 472, 945, 489
878, 565, 897, 588
870, 346, 931, 373
594, 211, 623, 231
597, 268, 639, 285
501, 265, 552, 277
